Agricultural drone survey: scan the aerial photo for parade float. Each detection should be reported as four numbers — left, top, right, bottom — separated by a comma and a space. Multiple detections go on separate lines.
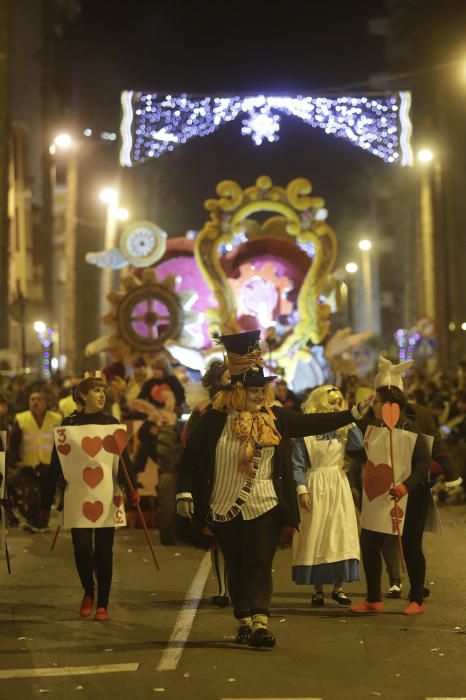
86, 174, 376, 390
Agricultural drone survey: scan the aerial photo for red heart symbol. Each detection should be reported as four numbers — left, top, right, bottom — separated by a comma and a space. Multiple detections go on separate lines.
102, 429, 128, 455
102, 434, 118, 455
82, 466, 104, 489
81, 436, 102, 458
58, 444, 71, 456
364, 460, 393, 501
113, 495, 122, 507
113, 429, 128, 454
82, 500, 103, 523
390, 504, 404, 518
382, 402, 400, 431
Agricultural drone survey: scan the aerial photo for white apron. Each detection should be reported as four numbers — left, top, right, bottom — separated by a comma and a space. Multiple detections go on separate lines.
292, 437, 360, 567
361, 426, 416, 535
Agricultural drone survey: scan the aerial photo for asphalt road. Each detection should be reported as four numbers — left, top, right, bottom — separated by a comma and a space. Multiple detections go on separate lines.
0, 504, 465, 700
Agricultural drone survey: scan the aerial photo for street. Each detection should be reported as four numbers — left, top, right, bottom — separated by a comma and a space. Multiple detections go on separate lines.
0, 504, 465, 700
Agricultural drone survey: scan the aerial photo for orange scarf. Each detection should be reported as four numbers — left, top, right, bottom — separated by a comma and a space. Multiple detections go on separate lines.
234, 410, 281, 475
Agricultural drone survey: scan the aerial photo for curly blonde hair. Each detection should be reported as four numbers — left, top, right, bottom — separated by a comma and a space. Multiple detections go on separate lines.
212, 383, 275, 412
301, 384, 350, 443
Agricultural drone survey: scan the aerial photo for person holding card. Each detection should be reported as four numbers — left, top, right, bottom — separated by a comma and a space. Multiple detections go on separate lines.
176, 330, 373, 649
45, 372, 140, 621
349, 357, 432, 616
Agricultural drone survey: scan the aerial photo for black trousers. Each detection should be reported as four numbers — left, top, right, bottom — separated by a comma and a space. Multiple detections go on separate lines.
210, 506, 283, 619
71, 528, 115, 608
361, 483, 430, 604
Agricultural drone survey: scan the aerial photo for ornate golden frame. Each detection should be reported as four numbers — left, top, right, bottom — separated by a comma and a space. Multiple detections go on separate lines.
194, 175, 337, 370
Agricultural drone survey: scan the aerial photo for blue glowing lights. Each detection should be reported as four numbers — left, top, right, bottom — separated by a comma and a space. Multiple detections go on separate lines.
120, 91, 413, 167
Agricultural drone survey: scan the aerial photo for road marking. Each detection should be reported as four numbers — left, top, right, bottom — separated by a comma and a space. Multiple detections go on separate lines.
426, 698, 466, 699
221, 698, 323, 699
157, 550, 212, 672
0, 662, 139, 679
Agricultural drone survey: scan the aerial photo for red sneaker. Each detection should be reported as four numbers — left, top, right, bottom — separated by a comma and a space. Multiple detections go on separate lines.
403, 602, 425, 616
349, 600, 384, 613
79, 595, 94, 618
95, 607, 109, 621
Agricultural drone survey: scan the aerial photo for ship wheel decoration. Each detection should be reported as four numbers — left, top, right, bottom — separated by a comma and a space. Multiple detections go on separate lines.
95, 268, 200, 361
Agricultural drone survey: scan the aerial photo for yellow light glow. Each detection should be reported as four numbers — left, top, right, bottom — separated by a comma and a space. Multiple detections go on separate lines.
54, 133, 73, 149
345, 262, 358, 274
99, 187, 118, 204
358, 239, 372, 251
34, 321, 46, 334
116, 207, 129, 221
417, 148, 434, 163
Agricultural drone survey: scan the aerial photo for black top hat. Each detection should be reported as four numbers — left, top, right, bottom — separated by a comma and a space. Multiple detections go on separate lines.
218, 330, 277, 387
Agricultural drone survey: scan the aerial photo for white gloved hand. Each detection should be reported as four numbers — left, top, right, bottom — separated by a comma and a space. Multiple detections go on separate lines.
351, 396, 374, 420
176, 498, 194, 519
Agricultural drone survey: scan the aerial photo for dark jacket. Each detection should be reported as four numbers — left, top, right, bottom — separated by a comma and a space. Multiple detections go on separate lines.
406, 402, 459, 482
176, 406, 355, 528
44, 411, 136, 511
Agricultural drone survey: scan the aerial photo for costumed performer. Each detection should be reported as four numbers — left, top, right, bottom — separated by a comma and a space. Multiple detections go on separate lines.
182, 359, 231, 608
349, 357, 431, 616
176, 330, 373, 649
45, 372, 140, 621
291, 385, 363, 606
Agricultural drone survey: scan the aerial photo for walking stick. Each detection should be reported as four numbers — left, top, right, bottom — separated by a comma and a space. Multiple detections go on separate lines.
118, 452, 160, 571
4, 540, 11, 574
383, 403, 406, 573
111, 431, 160, 572
50, 525, 61, 551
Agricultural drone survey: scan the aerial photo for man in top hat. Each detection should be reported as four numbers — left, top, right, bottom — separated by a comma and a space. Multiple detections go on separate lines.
176, 329, 372, 649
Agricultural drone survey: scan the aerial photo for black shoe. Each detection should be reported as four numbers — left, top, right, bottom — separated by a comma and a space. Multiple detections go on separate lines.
212, 595, 230, 608
235, 624, 252, 644
311, 592, 325, 607
332, 590, 352, 606
248, 627, 276, 648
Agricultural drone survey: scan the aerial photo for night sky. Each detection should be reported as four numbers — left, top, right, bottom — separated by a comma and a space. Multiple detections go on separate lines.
59, 0, 390, 247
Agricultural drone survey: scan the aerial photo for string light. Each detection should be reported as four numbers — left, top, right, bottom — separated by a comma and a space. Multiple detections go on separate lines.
120, 91, 413, 167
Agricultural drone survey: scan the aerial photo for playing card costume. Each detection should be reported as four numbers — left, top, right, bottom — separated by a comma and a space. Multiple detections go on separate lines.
349, 357, 432, 616
176, 330, 368, 648
45, 374, 139, 621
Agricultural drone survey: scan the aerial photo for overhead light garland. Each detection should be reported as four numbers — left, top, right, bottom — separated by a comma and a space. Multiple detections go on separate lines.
120, 91, 413, 167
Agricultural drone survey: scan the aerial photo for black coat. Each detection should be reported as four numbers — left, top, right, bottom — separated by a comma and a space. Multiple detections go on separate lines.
176, 406, 355, 528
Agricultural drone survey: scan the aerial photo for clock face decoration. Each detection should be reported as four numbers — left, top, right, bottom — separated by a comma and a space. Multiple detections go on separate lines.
120, 220, 167, 267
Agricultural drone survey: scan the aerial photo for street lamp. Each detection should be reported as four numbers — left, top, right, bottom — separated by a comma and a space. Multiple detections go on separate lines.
417, 147, 434, 164
33, 320, 46, 334
345, 262, 358, 274
358, 239, 372, 251
99, 186, 118, 205
54, 133, 73, 150
356, 239, 379, 333
99, 186, 123, 333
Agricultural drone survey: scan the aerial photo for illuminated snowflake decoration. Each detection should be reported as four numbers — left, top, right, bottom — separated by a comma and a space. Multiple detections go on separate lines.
120, 91, 413, 167
241, 108, 281, 145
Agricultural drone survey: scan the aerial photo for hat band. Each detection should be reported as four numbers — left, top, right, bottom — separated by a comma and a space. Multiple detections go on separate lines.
227, 349, 264, 376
